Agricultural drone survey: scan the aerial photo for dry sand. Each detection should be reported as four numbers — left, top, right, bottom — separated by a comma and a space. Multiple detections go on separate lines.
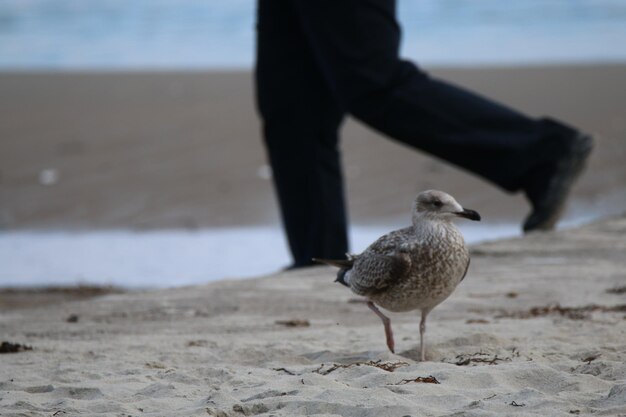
1, 65, 626, 230
1, 216, 626, 416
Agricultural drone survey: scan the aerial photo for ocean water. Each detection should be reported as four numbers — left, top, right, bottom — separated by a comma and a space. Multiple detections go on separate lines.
1, 206, 604, 289
1, 0, 626, 69
0, 223, 522, 289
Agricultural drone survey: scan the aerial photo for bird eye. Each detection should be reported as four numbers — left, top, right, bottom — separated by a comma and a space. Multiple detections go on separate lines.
433, 201, 443, 208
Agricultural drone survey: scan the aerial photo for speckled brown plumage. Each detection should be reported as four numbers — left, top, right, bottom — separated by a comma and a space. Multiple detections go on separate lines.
316, 190, 481, 360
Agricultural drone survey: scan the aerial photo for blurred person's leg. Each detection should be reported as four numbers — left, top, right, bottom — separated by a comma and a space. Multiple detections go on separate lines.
256, 0, 348, 267
291, 0, 591, 230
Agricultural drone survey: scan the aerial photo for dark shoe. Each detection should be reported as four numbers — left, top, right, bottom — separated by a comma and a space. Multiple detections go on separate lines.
523, 133, 594, 232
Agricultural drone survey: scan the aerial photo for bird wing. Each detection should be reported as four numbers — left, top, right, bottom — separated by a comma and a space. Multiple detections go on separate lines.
349, 251, 411, 296
365, 227, 414, 255
348, 229, 414, 296
461, 258, 470, 281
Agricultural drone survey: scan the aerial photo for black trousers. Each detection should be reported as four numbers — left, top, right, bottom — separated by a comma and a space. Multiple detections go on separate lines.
255, 0, 577, 266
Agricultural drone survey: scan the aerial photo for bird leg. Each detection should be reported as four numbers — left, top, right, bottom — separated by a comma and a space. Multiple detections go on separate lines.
367, 301, 395, 353
419, 309, 430, 362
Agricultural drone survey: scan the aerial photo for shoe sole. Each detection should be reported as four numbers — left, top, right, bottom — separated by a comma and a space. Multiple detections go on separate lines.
523, 133, 594, 232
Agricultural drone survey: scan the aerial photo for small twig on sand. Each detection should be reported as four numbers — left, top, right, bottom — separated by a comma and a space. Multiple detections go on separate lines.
0, 341, 32, 354
451, 351, 510, 366
606, 286, 626, 295
272, 367, 296, 375
274, 319, 310, 327
394, 375, 440, 385
582, 354, 600, 364
465, 319, 490, 324
471, 355, 507, 365
313, 360, 409, 375
497, 303, 626, 320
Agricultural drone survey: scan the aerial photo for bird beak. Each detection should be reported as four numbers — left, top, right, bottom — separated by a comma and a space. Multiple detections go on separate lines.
455, 208, 481, 221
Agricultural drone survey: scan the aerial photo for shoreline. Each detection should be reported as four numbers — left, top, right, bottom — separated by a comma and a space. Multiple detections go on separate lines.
2, 208, 619, 290
0, 211, 622, 307
0, 216, 592, 290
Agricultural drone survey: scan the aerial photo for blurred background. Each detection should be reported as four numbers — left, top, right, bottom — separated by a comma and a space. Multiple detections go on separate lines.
1, 0, 626, 289
2, 0, 626, 68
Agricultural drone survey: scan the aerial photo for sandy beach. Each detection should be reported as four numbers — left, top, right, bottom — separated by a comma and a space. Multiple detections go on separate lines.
1, 64, 626, 415
2, 216, 625, 416
1, 65, 626, 231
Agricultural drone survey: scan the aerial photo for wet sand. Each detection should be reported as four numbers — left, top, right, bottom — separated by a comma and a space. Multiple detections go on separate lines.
1, 64, 625, 232
0, 286, 124, 311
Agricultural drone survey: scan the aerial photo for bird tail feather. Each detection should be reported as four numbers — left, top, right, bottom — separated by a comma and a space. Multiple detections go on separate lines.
312, 258, 353, 268
312, 257, 353, 288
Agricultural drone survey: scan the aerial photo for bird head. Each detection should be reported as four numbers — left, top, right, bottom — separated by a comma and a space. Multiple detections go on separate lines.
412, 190, 481, 224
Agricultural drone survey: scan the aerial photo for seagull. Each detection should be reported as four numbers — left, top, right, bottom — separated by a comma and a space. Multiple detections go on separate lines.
315, 190, 480, 361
